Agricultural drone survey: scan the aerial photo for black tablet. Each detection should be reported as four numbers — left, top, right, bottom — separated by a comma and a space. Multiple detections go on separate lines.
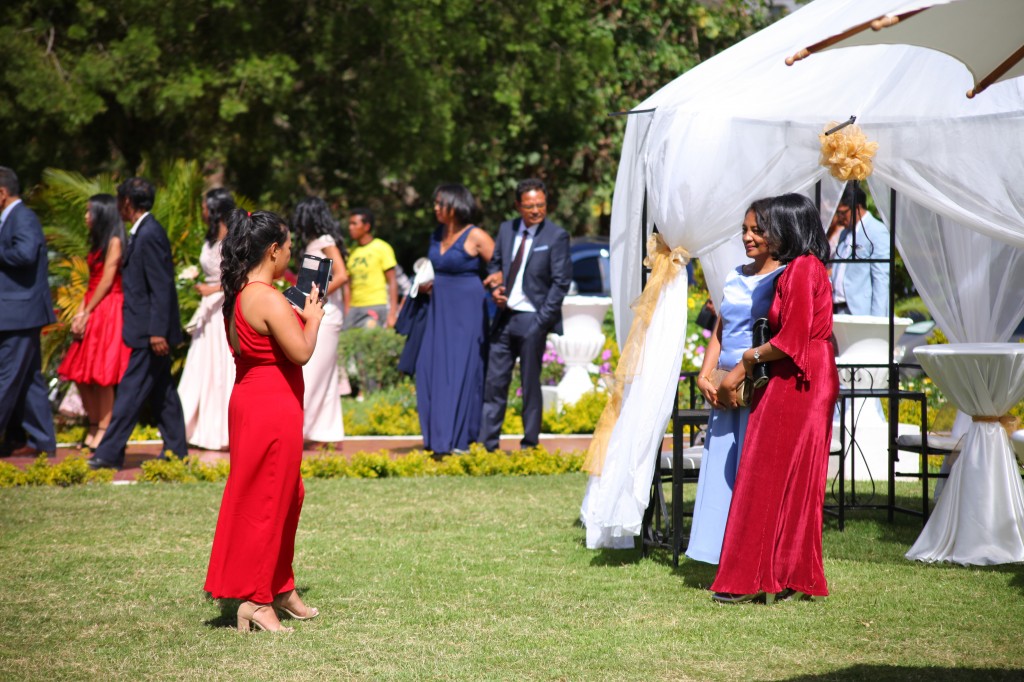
284, 254, 332, 308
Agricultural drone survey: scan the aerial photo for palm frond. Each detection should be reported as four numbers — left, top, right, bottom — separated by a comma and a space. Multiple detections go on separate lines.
36, 168, 117, 261
52, 256, 90, 326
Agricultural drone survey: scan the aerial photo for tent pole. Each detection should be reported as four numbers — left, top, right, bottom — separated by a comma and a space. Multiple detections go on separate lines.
887, 188, 898, 523
641, 189, 648, 290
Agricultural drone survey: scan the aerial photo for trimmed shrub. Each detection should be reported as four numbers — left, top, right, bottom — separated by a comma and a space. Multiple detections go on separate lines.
137, 453, 230, 483
0, 455, 113, 488
543, 390, 608, 434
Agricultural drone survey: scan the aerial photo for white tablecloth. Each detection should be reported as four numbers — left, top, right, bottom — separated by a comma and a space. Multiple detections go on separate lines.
907, 344, 1024, 565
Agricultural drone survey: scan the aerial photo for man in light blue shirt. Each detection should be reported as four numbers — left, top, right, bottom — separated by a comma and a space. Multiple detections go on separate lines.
831, 183, 890, 317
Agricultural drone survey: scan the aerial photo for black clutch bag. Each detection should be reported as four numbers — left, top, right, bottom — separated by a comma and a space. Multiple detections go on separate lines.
752, 317, 772, 388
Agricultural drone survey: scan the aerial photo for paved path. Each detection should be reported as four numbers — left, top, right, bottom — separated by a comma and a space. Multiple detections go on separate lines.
3, 434, 629, 482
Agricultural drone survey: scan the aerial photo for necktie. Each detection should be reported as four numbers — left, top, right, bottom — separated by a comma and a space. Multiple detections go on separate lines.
505, 227, 528, 292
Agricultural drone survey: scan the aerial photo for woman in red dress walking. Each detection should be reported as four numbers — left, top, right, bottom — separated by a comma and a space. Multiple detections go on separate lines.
57, 194, 131, 449
711, 193, 839, 603
204, 209, 325, 632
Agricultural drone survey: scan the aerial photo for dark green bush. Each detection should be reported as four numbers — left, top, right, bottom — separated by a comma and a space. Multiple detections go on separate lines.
338, 327, 407, 393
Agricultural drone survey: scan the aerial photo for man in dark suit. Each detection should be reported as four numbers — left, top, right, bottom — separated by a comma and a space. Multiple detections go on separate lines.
0, 167, 57, 457
89, 178, 187, 469
479, 178, 572, 451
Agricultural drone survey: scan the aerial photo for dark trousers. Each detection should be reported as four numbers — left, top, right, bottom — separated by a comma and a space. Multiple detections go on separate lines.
92, 347, 187, 466
0, 328, 56, 451
479, 311, 547, 451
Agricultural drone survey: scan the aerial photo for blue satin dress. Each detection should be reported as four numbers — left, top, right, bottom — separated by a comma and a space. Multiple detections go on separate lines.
414, 227, 489, 453
685, 264, 783, 564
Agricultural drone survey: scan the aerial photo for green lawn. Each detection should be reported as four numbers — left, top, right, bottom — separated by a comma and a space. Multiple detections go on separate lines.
1, 475, 1022, 681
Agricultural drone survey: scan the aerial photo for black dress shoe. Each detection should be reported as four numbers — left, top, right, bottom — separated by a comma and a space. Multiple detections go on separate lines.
87, 457, 120, 471
712, 592, 766, 604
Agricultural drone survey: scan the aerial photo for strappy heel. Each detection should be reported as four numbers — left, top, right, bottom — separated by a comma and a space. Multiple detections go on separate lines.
82, 423, 100, 450
273, 591, 320, 621
237, 601, 293, 632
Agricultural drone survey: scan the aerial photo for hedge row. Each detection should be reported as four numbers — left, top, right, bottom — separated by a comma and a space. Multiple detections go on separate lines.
0, 446, 585, 488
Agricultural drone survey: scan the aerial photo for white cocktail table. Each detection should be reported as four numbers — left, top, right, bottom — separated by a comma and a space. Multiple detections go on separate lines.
907, 343, 1024, 565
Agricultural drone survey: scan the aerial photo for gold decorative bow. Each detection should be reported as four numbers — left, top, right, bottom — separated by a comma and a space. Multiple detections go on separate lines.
583, 233, 691, 475
819, 122, 878, 182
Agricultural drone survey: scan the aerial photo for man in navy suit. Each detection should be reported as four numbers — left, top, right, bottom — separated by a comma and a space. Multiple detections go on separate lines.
0, 167, 57, 457
89, 178, 187, 469
479, 178, 572, 451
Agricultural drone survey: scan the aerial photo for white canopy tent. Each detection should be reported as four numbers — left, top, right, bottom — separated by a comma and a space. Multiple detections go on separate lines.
585, 0, 1024, 550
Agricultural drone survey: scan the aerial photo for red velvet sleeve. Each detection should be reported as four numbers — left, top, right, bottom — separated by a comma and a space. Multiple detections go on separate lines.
770, 255, 819, 377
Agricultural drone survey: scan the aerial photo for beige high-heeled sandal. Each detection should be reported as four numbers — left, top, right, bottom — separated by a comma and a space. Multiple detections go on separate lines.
273, 592, 320, 621
237, 601, 293, 633
82, 423, 100, 450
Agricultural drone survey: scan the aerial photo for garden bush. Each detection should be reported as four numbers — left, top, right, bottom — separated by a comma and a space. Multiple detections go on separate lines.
0, 446, 580, 487
543, 390, 608, 434
339, 327, 407, 393
0, 455, 113, 488
342, 381, 420, 436
138, 454, 231, 483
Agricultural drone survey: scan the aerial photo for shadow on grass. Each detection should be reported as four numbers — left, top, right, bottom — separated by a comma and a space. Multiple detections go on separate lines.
783, 664, 1024, 681
203, 599, 238, 630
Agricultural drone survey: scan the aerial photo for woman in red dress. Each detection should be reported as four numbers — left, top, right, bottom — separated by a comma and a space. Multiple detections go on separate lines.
204, 209, 325, 632
711, 193, 839, 603
57, 194, 131, 448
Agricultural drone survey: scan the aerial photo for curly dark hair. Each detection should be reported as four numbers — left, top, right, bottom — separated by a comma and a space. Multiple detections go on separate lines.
220, 209, 289, 328
204, 188, 236, 245
292, 196, 347, 258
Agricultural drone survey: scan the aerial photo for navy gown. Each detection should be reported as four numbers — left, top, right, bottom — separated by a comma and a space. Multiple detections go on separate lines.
415, 227, 489, 453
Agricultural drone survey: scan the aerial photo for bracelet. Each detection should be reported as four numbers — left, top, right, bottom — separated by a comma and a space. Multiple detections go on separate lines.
698, 375, 710, 382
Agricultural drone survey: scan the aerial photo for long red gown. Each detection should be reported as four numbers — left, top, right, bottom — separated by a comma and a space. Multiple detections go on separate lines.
57, 249, 131, 386
711, 254, 839, 597
204, 282, 306, 603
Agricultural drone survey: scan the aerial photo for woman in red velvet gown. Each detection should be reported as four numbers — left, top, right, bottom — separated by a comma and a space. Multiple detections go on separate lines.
57, 194, 131, 448
711, 193, 839, 602
204, 209, 325, 632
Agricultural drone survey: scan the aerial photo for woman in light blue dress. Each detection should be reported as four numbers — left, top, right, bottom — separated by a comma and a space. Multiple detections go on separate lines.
686, 200, 783, 564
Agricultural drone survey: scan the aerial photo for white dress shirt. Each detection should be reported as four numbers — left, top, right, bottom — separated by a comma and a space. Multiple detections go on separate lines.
129, 212, 150, 240
507, 223, 538, 313
0, 198, 22, 236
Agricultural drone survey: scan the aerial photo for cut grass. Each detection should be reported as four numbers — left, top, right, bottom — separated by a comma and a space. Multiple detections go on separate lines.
0, 476, 1022, 681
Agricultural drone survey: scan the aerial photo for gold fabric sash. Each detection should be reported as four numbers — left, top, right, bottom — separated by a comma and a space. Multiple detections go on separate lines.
583, 233, 691, 475
972, 414, 1021, 441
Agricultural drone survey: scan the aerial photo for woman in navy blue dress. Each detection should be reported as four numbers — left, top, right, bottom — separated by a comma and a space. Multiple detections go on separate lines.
415, 184, 494, 454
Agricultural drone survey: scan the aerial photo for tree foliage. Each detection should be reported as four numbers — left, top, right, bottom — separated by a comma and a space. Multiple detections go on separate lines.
2, 0, 776, 265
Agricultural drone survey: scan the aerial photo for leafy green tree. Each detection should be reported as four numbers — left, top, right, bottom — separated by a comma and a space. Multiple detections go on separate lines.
2, 1, 776, 268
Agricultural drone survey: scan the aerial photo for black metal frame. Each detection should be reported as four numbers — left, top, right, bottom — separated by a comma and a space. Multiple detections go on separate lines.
640, 373, 709, 566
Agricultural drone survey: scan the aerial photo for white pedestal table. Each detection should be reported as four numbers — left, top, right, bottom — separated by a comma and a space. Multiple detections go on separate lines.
906, 343, 1024, 565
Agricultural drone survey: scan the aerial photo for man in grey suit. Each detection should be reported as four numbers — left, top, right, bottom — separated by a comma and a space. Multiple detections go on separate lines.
831, 183, 890, 317
479, 178, 572, 451
0, 167, 57, 457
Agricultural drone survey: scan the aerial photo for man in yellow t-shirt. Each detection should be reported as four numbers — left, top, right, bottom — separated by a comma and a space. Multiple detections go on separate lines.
343, 208, 398, 329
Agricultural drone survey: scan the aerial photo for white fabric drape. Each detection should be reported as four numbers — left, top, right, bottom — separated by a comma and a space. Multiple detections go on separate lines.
907, 344, 1024, 565
596, 0, 1024, 549
871, 185, 1024, 344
